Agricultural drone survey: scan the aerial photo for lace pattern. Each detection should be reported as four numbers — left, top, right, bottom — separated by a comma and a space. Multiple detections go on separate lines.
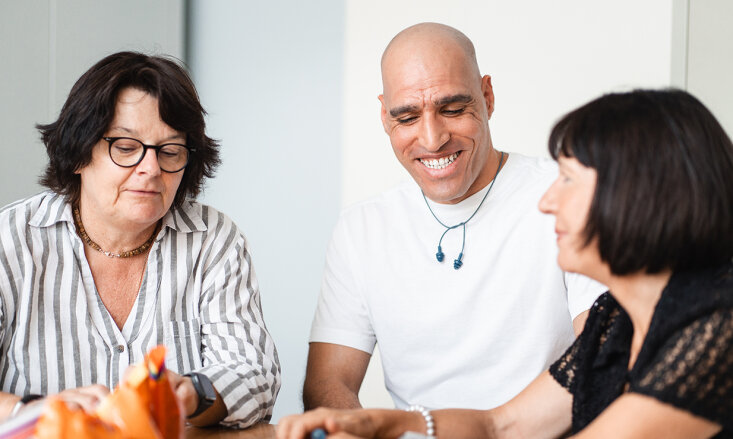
549, 263, 733, 437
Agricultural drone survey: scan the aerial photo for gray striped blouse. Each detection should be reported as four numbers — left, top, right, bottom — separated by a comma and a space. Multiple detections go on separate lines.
0, 191, 280, 428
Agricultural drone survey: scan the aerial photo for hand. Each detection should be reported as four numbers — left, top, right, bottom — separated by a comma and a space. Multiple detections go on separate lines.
166, 371, 198, 417
277, 407, 378, 439
54, 384, 111, 413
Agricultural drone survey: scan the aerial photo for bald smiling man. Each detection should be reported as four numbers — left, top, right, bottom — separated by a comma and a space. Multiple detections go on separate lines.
303, 23, 605, 412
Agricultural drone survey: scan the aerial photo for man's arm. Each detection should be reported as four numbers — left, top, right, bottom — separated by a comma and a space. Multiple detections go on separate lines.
302, 342, 371, 410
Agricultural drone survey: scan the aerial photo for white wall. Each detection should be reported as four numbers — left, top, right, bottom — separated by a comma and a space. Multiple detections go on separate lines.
341, 0, 676, 408
341, 0, 675, 206
187, 0, 345, 422
686, 0, 733, 138
0, 0, 184, 206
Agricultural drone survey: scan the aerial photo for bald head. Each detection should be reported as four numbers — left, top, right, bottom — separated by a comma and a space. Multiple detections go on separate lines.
381, 23, 481, 88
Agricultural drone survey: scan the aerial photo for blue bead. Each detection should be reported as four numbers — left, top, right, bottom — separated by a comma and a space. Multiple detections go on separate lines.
454, 253, 463, 269
310, 428, 327, 439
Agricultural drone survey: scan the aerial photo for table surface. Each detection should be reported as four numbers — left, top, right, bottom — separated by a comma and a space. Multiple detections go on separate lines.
186, 423, 276, 439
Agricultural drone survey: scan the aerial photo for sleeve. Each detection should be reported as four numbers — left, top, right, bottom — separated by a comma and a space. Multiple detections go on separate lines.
630, 308, 733, 431
564, 272, 607, 319
197, 218, 281, 428
0, 289, 4, 346
549, 330, 582, 392
309, 212, 376, 354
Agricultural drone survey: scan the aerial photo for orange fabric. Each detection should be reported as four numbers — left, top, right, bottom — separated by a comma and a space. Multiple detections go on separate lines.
35, 398, 124, 439
35, 346, 184, 439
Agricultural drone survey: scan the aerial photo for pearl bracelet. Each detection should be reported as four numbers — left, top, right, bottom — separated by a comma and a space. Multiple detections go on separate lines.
406, 404, 435, 437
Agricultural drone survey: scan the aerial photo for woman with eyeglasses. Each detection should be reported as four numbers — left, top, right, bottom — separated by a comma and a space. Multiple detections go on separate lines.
0, 52, 280, 428
277, 89, 733, 438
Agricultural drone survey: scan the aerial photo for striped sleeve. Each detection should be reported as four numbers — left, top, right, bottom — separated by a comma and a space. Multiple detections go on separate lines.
196, 209, 281, 428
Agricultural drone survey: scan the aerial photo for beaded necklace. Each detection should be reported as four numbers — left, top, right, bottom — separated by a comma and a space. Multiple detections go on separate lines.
73, 206, 159, 258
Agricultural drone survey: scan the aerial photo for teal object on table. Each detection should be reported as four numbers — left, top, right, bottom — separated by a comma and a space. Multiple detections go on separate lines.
310, 428, 327, 439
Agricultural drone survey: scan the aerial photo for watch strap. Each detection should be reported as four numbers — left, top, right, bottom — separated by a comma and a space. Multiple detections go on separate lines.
184, 372, 216, 418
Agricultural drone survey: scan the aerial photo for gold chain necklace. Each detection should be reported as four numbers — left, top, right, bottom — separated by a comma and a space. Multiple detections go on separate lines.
73, 206, 159, 258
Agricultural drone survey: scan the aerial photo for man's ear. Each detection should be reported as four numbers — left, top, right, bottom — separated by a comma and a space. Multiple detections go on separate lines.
481, 75, 495, 119
378, 94, 389, 133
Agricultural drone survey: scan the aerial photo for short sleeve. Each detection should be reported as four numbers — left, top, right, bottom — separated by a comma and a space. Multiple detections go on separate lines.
549, 336, 582, 392
309, 212, 376, 354
564, 272, 607, 319
630, 308, 733, 431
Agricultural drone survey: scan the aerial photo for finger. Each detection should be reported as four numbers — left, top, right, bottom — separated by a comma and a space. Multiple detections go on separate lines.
276, 413, 327, 439
326, 412, 375, 438
166, 371, 184, 388
328, 433, 367, 439
174, 378, 198, 416
61, 400, 83, 412
77, 384, 111, 400
58, 392, 101, 412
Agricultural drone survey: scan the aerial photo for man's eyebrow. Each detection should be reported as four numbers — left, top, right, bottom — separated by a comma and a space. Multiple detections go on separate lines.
435, 94, 473, 107
389, 104, 420, 118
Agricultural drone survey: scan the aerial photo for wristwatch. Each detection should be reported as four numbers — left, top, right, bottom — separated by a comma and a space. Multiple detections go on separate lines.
184, 372, 217, 418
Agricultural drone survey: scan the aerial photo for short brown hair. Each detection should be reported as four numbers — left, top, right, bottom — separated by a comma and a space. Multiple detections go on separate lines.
37, 51, 220, 207
549, 89, 733, 275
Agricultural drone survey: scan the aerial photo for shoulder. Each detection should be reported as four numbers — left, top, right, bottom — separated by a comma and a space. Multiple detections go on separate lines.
336, 180, 419, 227
166, 199, 237, 233
649, 262, 733, 342
498, 153, 557, 194
630, 264, 733, 429
165, 200, 248, 250
0, 191, 69, 227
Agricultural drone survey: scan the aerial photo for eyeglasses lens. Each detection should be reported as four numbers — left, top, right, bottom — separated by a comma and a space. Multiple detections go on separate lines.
109, 138, 188, 172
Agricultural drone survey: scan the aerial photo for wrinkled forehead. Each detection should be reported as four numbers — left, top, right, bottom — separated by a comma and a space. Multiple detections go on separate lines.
381, 47, 481, 107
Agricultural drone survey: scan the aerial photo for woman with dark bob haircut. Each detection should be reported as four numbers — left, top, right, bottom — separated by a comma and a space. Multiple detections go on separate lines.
0, 52, 280, 428
278, 89, 733, 438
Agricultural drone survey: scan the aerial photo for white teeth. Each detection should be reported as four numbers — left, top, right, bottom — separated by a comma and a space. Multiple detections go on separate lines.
420, 152, 458, 169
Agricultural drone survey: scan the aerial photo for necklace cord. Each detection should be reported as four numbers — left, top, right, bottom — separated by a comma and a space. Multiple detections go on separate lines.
422, 151, 505, 269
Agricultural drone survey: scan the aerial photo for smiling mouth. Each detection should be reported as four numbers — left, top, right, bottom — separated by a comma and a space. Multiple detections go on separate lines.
419, 152, 460, 170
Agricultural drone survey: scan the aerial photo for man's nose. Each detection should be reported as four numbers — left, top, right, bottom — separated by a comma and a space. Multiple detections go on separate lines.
419, 115, 450, 152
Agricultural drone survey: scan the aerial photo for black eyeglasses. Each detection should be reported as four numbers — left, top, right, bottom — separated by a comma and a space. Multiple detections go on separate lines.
103, 137, 195, 173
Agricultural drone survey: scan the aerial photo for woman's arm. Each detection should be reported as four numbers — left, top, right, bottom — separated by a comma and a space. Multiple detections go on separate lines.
196, 220, 281, 428
277, 371, 572, 439
572, 393, 721, 439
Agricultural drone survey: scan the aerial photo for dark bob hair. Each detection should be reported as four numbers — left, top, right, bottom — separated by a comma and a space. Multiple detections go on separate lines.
549, 89, 733, 275
37, 51, 220, 208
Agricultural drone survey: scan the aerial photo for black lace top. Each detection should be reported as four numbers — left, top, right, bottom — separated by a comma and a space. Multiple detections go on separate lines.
550, 262, 733, 438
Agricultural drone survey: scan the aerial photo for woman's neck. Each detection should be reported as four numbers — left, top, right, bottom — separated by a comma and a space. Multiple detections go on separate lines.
76, 202, 158, 254
605, 269, 672, 367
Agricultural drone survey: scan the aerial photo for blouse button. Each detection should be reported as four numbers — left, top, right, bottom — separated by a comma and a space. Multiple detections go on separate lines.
116, 345, 125, 353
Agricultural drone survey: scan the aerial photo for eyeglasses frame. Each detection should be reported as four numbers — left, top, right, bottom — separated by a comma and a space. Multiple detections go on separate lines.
103, 136, 196, 173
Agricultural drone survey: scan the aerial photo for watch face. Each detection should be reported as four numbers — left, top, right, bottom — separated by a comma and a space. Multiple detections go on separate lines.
194, 373, 217, 404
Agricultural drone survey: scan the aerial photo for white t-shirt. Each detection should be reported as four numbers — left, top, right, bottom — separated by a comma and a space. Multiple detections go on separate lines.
310, 153, 605, 410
